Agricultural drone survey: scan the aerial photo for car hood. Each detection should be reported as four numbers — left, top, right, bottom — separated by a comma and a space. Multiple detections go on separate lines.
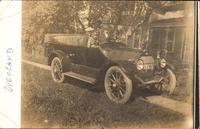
100, 47, 143, 62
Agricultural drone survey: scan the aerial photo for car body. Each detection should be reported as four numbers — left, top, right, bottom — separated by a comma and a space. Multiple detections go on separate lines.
44, 34, 176, 104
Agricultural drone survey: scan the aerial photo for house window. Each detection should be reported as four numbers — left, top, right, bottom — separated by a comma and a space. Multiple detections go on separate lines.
150, 29, 166, 50
127, 35, 132, 48
133, 34, 140, 48
166, 29, 175, 52
151, 28, 175, 52
126, 29, 142, 49
132, 27, 142, 49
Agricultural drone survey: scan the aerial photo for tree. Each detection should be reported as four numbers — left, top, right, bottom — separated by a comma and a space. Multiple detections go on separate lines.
22, 1, 181, 54
77, 1, 176, 43
22, 1, 85, 54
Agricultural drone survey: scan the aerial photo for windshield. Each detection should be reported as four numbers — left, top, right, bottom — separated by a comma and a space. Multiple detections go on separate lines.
100, 42, 128, 49
100, 42, 144, 53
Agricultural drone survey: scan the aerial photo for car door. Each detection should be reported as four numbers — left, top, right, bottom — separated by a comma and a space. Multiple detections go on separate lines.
86, 46, 107, 69
71, 45, 87, 66
63, 40, 89, 75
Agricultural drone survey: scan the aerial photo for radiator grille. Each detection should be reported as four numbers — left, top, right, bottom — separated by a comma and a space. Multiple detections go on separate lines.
137, 56, 155, 78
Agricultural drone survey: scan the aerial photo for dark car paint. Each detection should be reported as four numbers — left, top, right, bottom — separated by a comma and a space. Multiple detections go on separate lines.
45, 42, 156, 84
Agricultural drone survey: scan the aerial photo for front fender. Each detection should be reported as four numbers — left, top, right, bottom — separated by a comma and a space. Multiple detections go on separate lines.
166, 63, 175, 71
98, 60, 136, 83
117, 61, 137, 78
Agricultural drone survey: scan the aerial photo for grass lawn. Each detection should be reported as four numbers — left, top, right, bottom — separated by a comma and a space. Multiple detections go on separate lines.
21, 62, 192, 128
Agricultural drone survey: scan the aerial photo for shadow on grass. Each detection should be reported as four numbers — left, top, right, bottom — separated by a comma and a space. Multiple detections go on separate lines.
63, 76, 162, 104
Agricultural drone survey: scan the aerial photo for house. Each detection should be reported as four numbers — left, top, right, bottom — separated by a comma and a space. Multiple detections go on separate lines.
148, 2, 194, 67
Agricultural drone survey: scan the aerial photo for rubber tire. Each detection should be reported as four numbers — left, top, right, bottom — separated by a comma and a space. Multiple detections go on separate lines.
104, 66, 133, 104
153, 68, 176, 95
165, 68, 176, 95
51, 57, 65, 83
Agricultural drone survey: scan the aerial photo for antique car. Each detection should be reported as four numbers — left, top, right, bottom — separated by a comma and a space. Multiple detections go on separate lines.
44, 34, 176, 104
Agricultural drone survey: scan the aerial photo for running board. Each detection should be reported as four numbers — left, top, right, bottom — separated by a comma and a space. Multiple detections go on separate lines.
64, 72, 97, 84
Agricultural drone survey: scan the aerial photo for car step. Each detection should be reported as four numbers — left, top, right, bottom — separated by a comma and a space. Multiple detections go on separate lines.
64, 72, 96, 84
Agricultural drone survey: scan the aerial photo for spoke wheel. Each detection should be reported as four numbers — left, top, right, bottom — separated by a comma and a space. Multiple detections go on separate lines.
104, 66, 132, 104
155, 68, 176, 95
51, 57, 65, 83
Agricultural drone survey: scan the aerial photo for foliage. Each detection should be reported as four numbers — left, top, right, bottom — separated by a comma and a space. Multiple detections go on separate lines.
22, 1, 179, 54
22, 1, 85, 54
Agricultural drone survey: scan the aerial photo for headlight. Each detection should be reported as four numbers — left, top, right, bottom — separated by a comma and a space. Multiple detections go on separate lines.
136, 59, 144, 70
160, 58, 166, 68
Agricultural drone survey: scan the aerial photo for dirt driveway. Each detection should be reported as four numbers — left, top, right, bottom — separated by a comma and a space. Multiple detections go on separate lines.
21, 61, 193, 129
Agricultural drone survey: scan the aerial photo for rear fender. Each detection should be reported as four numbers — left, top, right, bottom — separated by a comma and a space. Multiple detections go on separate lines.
48, 50, 71, 72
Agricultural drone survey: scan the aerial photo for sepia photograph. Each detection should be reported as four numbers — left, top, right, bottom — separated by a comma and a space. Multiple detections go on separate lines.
21, 1, 196, 128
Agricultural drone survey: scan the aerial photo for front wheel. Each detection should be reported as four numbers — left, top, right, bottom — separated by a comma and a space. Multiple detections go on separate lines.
104, 66, 133, 104
155, 68, 176, 95
51, 57, 65, 83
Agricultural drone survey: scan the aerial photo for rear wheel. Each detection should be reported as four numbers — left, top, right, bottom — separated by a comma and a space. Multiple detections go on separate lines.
104, 66, 132, 104
51, 57, 65, 83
